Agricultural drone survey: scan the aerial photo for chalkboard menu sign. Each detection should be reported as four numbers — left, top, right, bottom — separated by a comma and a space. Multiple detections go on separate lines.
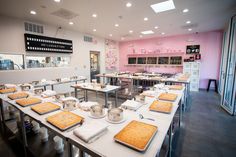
24, 33, 73, 53
137, 57, 146, 64
186, 45, 200, 54
128, 57, 137, 64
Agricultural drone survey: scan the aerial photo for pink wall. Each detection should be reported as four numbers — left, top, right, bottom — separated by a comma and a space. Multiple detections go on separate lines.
119, 31, 223, 89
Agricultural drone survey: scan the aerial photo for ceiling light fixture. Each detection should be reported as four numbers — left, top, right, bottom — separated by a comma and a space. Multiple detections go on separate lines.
139, 35, 143, 38
109, 34, 112, 37
121, 37, 125, 40
188, 28, 192, 31
144, 17, 148, 21
54, 0, 61, 2
93, 29, 96, 32
92, 14, 97, 18
115, 24, 119, 27
154, 26, 159, 29
186, 20, 191, 24
141, 30, 154, 35
30, 10, 36, 15
161, 32, 165, 35
183, 8, 189, 13
150, 0, 175, 13
69, 22, 74, 25
126, 2, 132, 7
129, 30, 133, 33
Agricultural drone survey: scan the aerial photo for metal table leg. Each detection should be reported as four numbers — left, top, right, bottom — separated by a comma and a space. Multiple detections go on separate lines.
168, 121, 173, 157
68, 141, 73, 157
115, 91, 118, 107
51, 85, 54, 90
20, 111, 28, 157
85, 90, 88, 101
179, 101, 182, 127
105, 93, 108, 107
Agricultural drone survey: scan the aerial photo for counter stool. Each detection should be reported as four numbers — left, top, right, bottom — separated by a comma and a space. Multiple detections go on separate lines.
207, 79, 218, 93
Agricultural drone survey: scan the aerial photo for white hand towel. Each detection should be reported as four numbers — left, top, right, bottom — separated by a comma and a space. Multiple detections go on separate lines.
79, 101, 98, 111
121, 100, 142, 111
73, 121, 108, 143
41, 90, 57, 98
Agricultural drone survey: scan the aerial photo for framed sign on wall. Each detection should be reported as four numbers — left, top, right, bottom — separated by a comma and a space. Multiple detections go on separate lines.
186, 45, 200, 54
24, 33, 73, 53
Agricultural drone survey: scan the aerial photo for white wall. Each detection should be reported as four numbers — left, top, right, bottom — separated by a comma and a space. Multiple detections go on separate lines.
0, 15, 106, 84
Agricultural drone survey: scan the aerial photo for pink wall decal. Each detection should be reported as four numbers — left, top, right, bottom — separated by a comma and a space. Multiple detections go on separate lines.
119, 31, 223, 89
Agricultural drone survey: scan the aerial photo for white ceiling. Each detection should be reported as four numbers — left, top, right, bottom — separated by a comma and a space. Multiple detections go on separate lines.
0, 0, 235, 41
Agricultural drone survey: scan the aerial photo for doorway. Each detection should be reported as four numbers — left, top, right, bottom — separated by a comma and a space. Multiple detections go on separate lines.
90, 51, 100, 82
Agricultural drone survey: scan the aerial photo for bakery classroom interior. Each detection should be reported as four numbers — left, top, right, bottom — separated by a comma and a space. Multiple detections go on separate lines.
0, 0, 236, 157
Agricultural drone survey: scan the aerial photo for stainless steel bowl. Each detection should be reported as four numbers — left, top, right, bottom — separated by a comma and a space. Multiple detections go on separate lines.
34, 88, 44, 95
108, 108, 123, 122
63, 99, 77, 111
20, 84, 31, 91
90, 105, 104, 117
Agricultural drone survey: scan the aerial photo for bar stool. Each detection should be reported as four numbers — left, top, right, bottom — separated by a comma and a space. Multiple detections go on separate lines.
207, 79, 218, 93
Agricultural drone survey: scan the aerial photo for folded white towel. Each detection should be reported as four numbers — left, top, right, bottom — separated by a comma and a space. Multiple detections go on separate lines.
121, 100, 142, 111
4, 84, 17, 88
79, 101, 98, 111
61, 78, 70, 82
41, 90, 57, 98
73, 121, 108, 143
61, 97, 78, 102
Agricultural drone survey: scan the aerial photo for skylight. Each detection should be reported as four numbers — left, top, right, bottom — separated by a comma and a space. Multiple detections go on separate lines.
141, 30, 154, 35
150, 0, 175, 13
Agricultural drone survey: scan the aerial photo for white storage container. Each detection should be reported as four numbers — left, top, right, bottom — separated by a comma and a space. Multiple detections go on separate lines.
183, 62, 200, 91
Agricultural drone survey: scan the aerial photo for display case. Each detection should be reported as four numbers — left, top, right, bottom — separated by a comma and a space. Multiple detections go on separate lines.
26, 56, 70, 68
0, 53, 24, 70
128, 57, 137, 64
137, 57, 146, 64
170, 56, 182, 65
147, 57, 157, 64
158, 57, 169, 65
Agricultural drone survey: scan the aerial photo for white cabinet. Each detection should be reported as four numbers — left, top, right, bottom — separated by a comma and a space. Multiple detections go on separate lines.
183, 62, 200, 91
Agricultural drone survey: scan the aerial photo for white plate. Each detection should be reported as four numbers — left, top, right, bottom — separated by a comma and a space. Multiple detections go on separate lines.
88, 112, 106, 119
105, 117, 126, 124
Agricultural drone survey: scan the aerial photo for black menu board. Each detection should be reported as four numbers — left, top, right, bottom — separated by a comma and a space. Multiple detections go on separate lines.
186, 45, 200, 54
128, 57, 137, 64
137, 57, 146, 64
24, 33, 73, 53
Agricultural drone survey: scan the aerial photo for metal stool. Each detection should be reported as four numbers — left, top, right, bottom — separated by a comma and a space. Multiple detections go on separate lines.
207, 79, 218, 93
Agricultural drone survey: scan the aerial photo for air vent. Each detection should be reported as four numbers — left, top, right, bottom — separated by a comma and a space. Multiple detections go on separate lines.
51, 8, 78, 20
84, 36, 93, 43
24, 22, 44, 34
181, 23, 198, 29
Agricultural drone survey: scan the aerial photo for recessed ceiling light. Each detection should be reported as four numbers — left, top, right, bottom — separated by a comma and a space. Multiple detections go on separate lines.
161, 32, 165, 35
188, 28, 192, 31
144, 17, 148, 21
129, 30, 133, 33
151, 0, 175, 13
109, 34, 112, 37
92, 14, 97, 18
141, 30, 154, 35
54, 0, 61, 2
139, 35, 143, 38
186, 21, 191, 24
121, 37, 125, 40
30, 10, 36, 15
183, 8, 189, 13
69, 22, 74, 25
115, 24, 119, 27
93, 29, 96, 32
126, 2, 132, 7
154, 26, 159, 29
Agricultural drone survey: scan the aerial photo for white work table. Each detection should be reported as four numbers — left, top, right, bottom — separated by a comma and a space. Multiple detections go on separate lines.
0, 87, 183, 157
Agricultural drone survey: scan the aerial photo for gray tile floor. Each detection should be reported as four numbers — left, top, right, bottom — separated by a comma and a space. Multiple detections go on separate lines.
1, 90, 236, 157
